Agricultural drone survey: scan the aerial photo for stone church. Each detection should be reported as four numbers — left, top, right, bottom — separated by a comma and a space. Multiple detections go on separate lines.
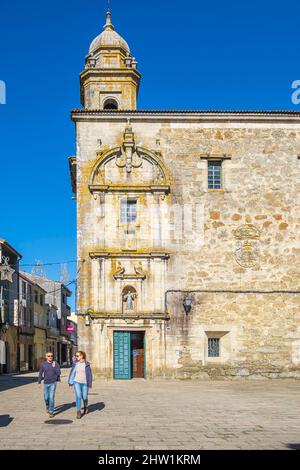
69, 8, 300, 379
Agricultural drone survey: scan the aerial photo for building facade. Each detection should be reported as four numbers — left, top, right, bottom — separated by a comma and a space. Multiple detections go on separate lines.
67, 312, 78, 360
0, 239, 21, 374
46, 303, 60, 355
31, 281, 47, 369
18, 272, 35, 371
28, 273, 73, 366
70, 9, 300, 380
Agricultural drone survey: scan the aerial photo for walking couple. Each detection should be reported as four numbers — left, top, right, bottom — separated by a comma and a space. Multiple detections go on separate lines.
38, 350, 93, 419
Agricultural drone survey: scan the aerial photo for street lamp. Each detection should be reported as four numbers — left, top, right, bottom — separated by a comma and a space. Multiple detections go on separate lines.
183, 294, 192, 315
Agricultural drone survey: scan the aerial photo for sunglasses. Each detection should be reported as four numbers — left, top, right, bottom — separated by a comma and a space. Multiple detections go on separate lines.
47, 355, 53, 357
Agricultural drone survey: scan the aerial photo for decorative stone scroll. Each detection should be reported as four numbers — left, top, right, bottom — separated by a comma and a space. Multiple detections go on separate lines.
115, 120, 143, 174
113, 261, 146, 280
88, 122, 171, 195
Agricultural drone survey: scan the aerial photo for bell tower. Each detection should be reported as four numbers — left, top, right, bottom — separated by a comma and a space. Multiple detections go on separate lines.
80, 8, 141, 110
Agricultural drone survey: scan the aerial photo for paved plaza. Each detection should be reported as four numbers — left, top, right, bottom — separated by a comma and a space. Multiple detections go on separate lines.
0, 371, 299, 450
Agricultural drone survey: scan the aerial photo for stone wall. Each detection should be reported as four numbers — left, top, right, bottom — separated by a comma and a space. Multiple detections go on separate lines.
74, 114, 300, 378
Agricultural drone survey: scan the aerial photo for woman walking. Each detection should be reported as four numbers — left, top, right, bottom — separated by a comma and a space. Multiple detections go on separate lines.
68, 351, 93, 419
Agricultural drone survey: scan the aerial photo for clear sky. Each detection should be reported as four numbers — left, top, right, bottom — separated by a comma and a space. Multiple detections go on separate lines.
0, 0, 300, 308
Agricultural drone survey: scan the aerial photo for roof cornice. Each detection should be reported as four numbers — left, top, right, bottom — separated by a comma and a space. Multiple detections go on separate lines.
71, 109, 300, 123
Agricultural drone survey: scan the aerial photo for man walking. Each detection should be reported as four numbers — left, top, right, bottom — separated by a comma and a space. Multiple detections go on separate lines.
38, 352, 61, 418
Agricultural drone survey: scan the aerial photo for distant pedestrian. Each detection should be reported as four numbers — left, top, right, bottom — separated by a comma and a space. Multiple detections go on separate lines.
38, 352, 61, 418
68, 351, 93, 419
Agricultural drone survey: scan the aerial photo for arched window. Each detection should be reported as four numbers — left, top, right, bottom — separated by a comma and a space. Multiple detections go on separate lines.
103, 98, 118, 110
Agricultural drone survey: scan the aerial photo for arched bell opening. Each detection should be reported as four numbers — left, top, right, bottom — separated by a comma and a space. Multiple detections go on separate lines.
103, 98, 119, 110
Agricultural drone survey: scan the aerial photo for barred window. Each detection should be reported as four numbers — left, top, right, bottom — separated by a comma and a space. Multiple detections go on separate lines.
121, 199, 137, 224
208, 338, 220, 357
208, 160, 222, 189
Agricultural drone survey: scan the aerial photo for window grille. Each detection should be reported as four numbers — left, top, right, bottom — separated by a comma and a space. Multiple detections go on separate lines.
208, 160, 222, 189
208, 338, 220, 357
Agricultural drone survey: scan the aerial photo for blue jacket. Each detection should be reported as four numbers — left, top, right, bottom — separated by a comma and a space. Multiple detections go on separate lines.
68, 361, 93, 389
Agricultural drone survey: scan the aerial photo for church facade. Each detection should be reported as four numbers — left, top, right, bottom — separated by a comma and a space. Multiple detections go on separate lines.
69, 9, 300, 379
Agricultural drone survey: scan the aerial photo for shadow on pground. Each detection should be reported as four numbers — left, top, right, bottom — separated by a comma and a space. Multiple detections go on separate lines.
55, 402, 105, 416
0, 375, 38, 392
0, 415, 14, 427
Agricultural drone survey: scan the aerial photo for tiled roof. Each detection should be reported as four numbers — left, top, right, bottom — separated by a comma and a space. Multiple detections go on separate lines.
71, 109, 300, 115
19, 270, 47, 292
0, 239, 22, 259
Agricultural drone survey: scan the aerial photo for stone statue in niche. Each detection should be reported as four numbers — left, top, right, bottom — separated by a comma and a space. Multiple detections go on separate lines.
122, 287, 137, 312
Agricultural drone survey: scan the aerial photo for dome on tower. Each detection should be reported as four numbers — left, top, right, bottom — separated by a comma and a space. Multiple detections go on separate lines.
89, 10, 130, 54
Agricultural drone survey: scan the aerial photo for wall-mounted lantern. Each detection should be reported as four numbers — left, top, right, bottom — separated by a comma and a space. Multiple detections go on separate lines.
183, 294, 192, 315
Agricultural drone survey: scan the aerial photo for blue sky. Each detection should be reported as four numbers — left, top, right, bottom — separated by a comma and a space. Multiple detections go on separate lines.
0, 0, 299, 307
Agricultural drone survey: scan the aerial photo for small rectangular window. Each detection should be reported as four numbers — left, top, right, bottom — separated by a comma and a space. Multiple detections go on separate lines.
121, 199, 137, 224
208, 160, 222, 189
22, 281, 26, 299
34, 291, 38, 303
208, 338, 220, 357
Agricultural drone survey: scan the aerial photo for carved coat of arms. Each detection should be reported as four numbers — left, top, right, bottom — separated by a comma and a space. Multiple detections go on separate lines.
233, 224, 261, 268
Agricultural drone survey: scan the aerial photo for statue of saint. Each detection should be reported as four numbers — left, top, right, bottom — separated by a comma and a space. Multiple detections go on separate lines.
123, 290, 136, 311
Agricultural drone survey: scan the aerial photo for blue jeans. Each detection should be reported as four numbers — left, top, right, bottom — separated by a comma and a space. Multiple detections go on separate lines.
73, 381, 88, 411
44, 383, 57, 414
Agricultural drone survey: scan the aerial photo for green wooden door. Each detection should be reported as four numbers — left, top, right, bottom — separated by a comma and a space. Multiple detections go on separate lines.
113, 331, 131, 379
